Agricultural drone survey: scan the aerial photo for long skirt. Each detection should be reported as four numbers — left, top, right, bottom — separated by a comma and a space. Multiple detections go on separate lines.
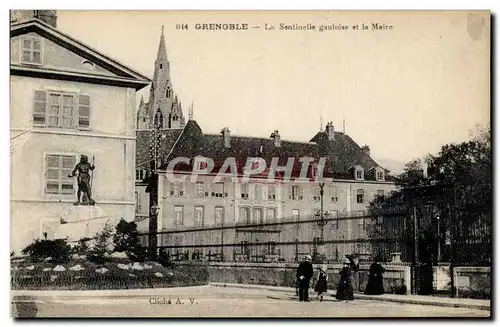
364, 274, 384, 295
336, 278, 354, 300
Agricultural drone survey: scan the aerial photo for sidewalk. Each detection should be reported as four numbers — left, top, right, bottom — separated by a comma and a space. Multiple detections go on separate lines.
209, 282, 491, 311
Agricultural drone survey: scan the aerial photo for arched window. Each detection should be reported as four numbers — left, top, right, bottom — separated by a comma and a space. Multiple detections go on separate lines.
166, 86, 171, 98
154, 109, 163, 129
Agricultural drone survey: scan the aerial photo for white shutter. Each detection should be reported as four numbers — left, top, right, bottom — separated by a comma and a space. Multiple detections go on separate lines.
77, 94, 90, 129
33, 90, 46, 126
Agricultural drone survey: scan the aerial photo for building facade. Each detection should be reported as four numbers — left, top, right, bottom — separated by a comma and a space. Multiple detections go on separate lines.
134, 26, 397, 262
10, 13, 150, 251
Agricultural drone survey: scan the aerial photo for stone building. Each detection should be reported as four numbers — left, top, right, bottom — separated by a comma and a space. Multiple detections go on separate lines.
134, 26, 397, 262
10, 11, 150, 251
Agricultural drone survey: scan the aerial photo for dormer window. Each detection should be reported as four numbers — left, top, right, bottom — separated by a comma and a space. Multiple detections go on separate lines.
376, 169, 385, 181
21, 36, 42, 65
355, 167, 364, 180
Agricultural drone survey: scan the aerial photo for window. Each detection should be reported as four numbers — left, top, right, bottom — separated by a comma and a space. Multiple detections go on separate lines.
240, 184, 249, 199
253, 208, 263, 224
292, 209, 300, 221
174, 206, 184, 225
355, 168, 364, 180
356, 189, 365, 204
330, 187, 338, 203
267, 208, 276, 222
267, 242, 277, 255
240, 241, 250, 254
290, 185, 303, 200
21, 36, 42, 64
212, 182, 224, 198
166, 86, 172, 98
154, 110, 163, 129
239, 207, 250, 224
194, 182, 205, 197
376, 170, 385, 181
45, 154, 76, 194
135, 192, 141, 213
135, 169, 146, 181
33, 90, 90, 129
194, 206, 204, 227
313, 187, 320, 202
268, 186, 276, 200
376, 190, 385, 199
253, 184, 266, 201
331, 218, 339, 230
358, 218, 366, 232
215, 206, 224, 226
170, 183, 184, 197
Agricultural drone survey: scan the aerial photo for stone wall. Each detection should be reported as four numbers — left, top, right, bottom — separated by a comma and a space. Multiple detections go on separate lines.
453, 266, 490, 299
178, 261, 411, 295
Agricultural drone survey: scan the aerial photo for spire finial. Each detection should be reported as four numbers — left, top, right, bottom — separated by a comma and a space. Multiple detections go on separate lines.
189, 102, 194, 120
343, 116, 346, 133
320, 114, 323, 131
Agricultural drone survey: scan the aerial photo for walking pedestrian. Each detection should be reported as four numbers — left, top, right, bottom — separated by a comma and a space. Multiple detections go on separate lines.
364, 256, 385, 295
296, 254, 313, 302
336, 258, 354, 301
314, 264, 328, 301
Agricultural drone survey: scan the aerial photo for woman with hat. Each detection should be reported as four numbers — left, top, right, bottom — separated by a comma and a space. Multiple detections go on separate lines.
364, 256, 386, 295
336, 258, 354, 301
314, 264, 328, 301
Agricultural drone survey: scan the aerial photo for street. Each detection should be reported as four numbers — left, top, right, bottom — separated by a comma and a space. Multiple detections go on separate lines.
12, 285, 489, 318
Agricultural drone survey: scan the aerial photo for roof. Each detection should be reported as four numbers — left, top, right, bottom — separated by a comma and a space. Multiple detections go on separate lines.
135, 121, 394, 182
10, 18, 151, 90
136, 128, 183, 170
161, 121, 319, 177
310, 131, 388, 180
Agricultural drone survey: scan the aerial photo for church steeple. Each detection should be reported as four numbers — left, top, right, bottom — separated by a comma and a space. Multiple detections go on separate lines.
137, 26, 185, 130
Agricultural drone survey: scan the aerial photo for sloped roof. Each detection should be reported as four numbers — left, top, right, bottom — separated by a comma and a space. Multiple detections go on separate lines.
10, 18, 150, 90
136, 128, 183, 170
162, 121, 319, 177
136, 121, 393, 181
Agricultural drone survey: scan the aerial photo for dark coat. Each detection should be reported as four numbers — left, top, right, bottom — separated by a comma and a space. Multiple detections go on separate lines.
365, 263, 385, 295
314, 271, 328, 293
336, 266, 354, 300
297, 261, 314, 280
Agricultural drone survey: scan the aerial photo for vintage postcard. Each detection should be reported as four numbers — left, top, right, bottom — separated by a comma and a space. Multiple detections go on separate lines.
10, 10, 491, 318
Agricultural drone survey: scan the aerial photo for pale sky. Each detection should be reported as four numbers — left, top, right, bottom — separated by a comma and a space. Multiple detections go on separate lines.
57, 10, 490, 165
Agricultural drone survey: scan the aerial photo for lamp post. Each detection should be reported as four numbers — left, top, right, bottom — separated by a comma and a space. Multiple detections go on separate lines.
317, 182, 327, 244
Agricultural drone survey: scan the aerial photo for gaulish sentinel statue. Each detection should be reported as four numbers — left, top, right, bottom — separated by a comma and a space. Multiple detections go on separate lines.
68, 155, 95, 205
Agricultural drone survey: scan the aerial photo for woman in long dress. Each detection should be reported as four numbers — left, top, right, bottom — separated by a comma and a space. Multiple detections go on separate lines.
336, 259, 354, 301
314, 265, 328, 301
364, 256, 386, 295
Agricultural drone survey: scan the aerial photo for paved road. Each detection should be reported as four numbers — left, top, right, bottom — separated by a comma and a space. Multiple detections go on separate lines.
12, 285, 490, 318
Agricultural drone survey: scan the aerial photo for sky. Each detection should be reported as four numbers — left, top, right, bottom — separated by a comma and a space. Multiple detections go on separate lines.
56, 10, 490, 167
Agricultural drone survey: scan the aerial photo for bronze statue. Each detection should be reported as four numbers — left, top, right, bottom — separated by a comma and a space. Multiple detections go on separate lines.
68, 155, 95, 205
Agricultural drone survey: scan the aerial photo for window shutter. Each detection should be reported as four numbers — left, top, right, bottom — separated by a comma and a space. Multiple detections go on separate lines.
33, 90, 46, 126
77, 94, 90, 129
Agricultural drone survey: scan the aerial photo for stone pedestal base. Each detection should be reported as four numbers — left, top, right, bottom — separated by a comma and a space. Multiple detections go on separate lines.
52, 205, 117, 242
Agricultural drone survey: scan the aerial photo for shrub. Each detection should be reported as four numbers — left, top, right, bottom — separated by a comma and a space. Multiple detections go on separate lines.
113, 219, 148, 262
87, 224, 113, 264
21, 239, 71, 263
158, 248, 174, 267
71, 237, 91, 255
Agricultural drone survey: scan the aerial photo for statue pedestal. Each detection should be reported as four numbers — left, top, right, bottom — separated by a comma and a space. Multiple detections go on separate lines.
53, 205, 117, 242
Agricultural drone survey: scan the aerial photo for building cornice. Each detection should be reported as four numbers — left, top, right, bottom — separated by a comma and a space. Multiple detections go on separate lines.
10, 128, 136, 140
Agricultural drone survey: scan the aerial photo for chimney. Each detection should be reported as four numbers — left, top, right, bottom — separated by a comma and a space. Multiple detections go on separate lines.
325, 121, 335, 140
12, 10, 58, 28
221, 127, 231, 148
361, 145, 370, 157
270, 130, 281, 147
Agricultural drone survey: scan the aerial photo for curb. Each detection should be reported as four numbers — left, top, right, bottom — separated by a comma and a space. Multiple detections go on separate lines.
209, 283, 491, 311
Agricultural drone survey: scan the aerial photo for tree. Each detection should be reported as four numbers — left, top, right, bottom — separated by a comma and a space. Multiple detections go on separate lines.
88, 224, 114, 264
368, 127, 491, 265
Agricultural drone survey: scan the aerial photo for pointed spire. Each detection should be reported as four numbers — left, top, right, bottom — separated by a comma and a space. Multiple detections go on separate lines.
320, 114, 323, 131
343, 116, 346, 133
156, 25, 168, 63
189, 102, 194, 120
139, 95, 145, 108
